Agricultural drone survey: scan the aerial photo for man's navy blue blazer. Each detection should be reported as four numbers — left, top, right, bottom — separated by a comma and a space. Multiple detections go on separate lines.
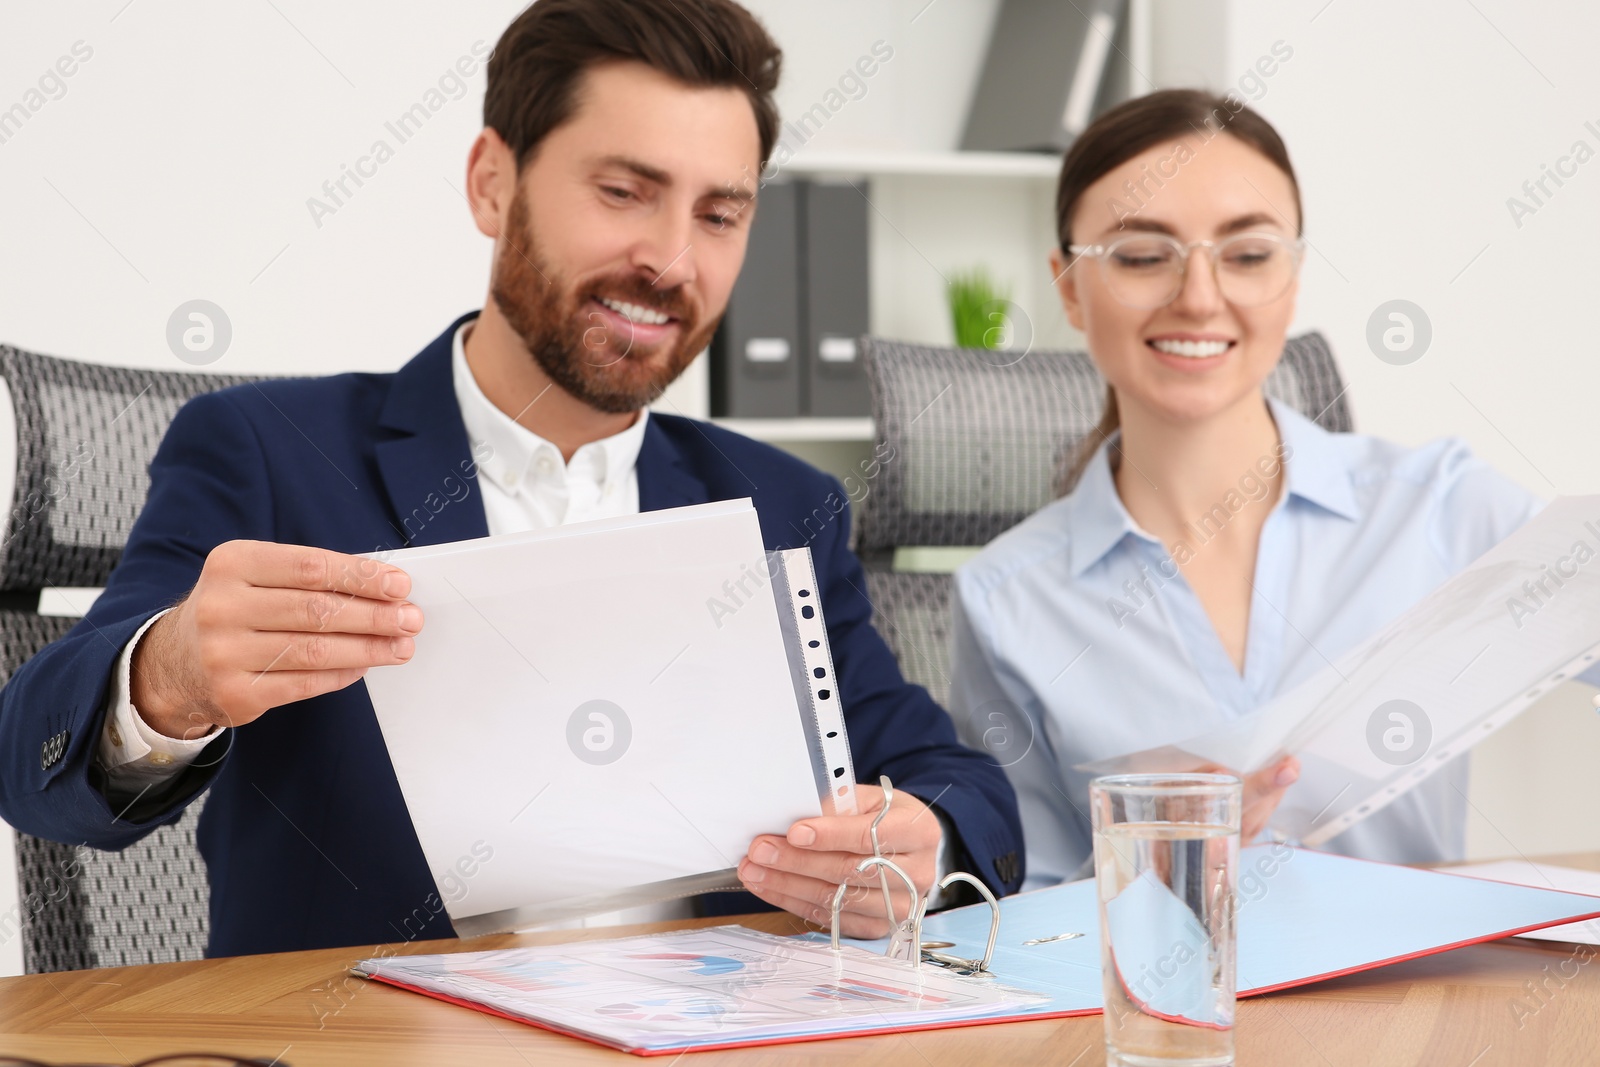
0, 314, 1023, 958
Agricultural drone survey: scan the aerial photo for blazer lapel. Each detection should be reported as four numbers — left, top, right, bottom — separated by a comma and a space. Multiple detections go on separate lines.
637, 417, 709, 512
373, 314, 491, 549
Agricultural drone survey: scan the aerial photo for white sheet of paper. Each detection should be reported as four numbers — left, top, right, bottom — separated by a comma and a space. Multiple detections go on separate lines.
1445, 861, 1600, 944
362, 499, 824, 931
1079, 496, 1600, 845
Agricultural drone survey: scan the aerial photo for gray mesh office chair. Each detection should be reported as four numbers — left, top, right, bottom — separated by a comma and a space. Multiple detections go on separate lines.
854, 331, 1352, 707
0, 344, 264, 972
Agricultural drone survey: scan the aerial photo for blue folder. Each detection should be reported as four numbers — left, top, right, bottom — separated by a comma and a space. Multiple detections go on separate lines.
837, 845, 1600, 1020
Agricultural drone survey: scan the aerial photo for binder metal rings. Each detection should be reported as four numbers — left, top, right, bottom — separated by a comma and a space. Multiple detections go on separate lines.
827, 860, 1003, 979
920, 872, 1001, 978
830, 854, 924, 972
827, 778, 1003, 980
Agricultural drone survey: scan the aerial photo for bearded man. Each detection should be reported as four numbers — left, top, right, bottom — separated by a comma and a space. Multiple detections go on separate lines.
0, 0, 1023, 958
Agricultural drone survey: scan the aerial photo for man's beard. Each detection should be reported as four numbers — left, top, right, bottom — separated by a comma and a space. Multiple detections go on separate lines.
489, 190, 716, 414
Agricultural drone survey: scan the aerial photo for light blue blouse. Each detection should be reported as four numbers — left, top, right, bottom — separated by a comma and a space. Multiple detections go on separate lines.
950, 399, 1543, 888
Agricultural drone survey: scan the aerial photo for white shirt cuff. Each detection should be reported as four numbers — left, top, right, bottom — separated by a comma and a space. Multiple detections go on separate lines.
98, 609, 220, 791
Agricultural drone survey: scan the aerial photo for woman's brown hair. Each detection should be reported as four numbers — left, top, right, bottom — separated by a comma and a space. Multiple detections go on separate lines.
1055, 89, 1302, 493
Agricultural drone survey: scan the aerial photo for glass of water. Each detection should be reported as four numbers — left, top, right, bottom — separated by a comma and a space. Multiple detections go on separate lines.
1091, 773, 1242, 1067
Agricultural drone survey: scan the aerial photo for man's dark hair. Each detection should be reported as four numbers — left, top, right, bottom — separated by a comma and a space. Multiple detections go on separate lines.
484, 0, 783, 170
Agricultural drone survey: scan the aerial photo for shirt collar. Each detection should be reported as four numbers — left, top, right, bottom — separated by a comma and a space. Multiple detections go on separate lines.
1063, 438, 1148, 578
1268, 396, 1362, 522
1063, 396, 1361, 577
451, 320, 649, 496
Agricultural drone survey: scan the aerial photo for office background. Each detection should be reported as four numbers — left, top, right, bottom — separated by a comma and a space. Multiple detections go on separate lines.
3, 0, 1598, 974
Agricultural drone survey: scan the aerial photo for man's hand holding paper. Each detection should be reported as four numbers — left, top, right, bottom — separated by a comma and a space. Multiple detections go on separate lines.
128, 541, 424, 740
739, 783, 942, 938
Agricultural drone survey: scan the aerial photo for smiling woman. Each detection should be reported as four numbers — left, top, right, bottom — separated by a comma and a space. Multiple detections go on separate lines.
949, 89, 1560, 887
1050, 90, 1305, 485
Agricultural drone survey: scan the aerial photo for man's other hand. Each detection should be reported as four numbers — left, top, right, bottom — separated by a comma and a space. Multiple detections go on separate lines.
737, 783, 942, 938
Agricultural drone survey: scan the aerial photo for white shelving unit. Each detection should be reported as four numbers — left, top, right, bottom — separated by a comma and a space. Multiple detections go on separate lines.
691, 149, 1066, 447
779, 149, 1061, 180
676, 0, 1158, 466
683, 150, 1071, 456
0, 824, 20, 977
711, 416, 876, 443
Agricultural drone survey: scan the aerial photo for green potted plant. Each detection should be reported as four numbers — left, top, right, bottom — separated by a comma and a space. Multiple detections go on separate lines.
947, 268, 1013, 350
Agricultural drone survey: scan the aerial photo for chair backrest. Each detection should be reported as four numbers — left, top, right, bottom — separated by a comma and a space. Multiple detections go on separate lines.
0, 344, 266, 972
855, 332, 1351, 706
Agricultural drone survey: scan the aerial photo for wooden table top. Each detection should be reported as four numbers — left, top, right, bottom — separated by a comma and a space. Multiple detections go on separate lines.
2, 854, 1598, 1067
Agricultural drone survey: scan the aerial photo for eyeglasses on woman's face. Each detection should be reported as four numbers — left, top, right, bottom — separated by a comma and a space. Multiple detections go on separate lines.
1065, 231, 1304, 310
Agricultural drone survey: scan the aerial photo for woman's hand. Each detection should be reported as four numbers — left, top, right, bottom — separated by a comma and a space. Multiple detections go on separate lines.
1197, 755, 1300, 841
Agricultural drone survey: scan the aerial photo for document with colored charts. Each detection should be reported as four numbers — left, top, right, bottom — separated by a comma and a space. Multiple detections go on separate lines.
350, 925, 1048, 1054
1079, 495, 1600, 846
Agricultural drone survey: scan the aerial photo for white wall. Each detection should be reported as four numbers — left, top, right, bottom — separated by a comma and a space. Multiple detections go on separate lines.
33, 0, 1596, 491
0, 1, 518, 374
0, 0, 1011, 375
1177, 0, 1600, 497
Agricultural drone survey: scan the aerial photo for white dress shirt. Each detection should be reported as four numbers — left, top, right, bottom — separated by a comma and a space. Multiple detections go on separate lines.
451, 322, 647, 532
